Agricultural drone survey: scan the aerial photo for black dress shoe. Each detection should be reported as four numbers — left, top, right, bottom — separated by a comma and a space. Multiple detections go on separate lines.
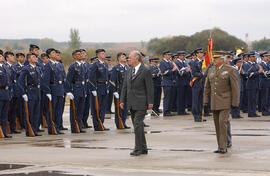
124, 126, 131, 129
60, 127, 68, 130
232, 116, 244, 119
262, 113, 270, 116
38, 129, 45, 132
203, 114, 211, 117
158, 109, 163, 113
141, 150, 148, 154
248, 114, 260, 117
80, 130, 86, 133
163, 113, 173, 116
35, 133, 42, 136
104, 127, 110, 131
219, 148, 227, 154
11, 130, 21, 134
130, 150, 142, 156
86, 125, 92, 128
227, 144, 232, 148
57, 131, 65, 135
195, 119, 207, 122
144, 124, 150, 127
214, 149, 220, 153
4, 135, 12, 138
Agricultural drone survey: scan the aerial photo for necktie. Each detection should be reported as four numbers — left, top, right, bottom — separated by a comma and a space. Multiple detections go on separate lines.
132, 67, 136, 80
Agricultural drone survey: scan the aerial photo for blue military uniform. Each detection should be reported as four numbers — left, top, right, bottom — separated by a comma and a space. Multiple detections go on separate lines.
89, 59, 109, 130
240, 54, 249, 113
175, 53, 190, 115
171, 55, 178, 112
0, 63, 12, 137
149, 58, 162, 114
18, 64, 42, 136
43, 59, 66, 134
190, 48, 204, 121
159, 51, 174, 116
40, 62, 49, 129
65, 61, 86, 133
110, 63, 129, 128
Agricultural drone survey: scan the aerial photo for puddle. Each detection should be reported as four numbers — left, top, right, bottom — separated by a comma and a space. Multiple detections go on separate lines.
145, 131, 162, 134
239, 129, 270, 131
0, 164, 31, 171
0, 170, 88, 176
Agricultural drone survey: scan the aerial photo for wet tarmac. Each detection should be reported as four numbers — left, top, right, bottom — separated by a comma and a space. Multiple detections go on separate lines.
0, 109, 270, 176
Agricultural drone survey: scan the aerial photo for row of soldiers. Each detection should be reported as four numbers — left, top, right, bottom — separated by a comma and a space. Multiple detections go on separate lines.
149, 48, 270, 122
0, 45, 132, 138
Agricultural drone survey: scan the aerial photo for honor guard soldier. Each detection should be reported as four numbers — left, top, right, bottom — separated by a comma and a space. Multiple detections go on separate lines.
175, 51, 191, 115
24, 44, 42, 67
110, 52, 130, 129
43, 48, 65, 134
245, 51, 262, 117
4, 52, 18, 134
240, 53, 249, 113
0, 50, 12, 138
105, 56, 114, 114
149, 57, 162, 115
190, 48, 207, 122
89, 49, 110, 131
159, 51, 178, 116
204, 52, 239, 154
80, 49, 92, 129
171, 54, 178, 112
11, 53, 26, 130
259, 52, 270, 116
65, 50, 87, 133
18, 53, 43, 137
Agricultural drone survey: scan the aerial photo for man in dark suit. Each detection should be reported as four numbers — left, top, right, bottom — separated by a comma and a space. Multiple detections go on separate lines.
120, 50, 154, 156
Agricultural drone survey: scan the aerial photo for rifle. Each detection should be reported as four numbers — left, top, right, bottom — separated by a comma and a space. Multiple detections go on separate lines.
0, 125, 4, 138
94, 95, 104, 131
116, 71, 124, 129
6, 121, 11, 134
48, 100, 57, 135
71, 99, 80, 133
24, 101, 35, 137
16, 117, 21, 130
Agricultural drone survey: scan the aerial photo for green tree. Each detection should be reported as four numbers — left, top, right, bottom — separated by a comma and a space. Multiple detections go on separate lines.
68, 28, 81, 50
252, 37, 270, 50
39, 38, 58, 50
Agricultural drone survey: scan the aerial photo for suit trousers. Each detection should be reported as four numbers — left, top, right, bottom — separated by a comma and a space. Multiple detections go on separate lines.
130, 109, 147, 151
212, 109, 230, 149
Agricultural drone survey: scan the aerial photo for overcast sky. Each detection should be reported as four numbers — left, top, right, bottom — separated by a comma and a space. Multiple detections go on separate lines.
0, 0, 269, 42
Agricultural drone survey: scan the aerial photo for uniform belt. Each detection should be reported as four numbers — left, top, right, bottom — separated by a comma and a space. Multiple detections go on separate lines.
97, 81, 107, 84
0, 86, 9, 90
28, 84, 40, 88
74, 81, 85, 85
51, 81, 63, 85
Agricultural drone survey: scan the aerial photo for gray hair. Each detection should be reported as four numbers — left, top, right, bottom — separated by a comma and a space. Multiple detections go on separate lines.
134, 52, 142, 62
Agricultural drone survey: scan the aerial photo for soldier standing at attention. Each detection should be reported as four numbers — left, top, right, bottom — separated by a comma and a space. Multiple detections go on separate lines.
18, 53, 43, 137
159, 51, 178, 116
65, 50, 87, 133
204, 52, 239, 154
0, 50, 12, 138
89, 49, 110, 131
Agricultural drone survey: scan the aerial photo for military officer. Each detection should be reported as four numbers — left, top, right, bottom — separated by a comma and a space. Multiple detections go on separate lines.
110, 52, 130, 129
204, 52, 239, 154
65, 50, 87, 133
24, 44, 42, 67
159, 51, 178, 116
246, 51, 262, 117
240, 53, 249, 113
89, 49, 110, 131
18, 53, 43, 137
149, 57, 162, 115
0, 50, 12, 138
105, 56, 114, 114
175, 51, 191, 115
171, 54, 178, 112
190, 48, 206, 122
259, 52, 270, 116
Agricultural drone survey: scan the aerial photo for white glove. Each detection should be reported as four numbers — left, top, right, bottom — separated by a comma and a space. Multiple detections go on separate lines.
92, 91, 97, 96
67, 92, 74, 100
107, 90, 109, 94
22, 94, 28, 102
46, 94, 52, 101
113, 92, 119, 99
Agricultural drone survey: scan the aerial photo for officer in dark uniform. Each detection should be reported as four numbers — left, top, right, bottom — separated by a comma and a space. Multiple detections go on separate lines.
159, 51, 178, 116
81, 49, 92, 129
149, 57, 162, 115
4, 51, 19, 134
24, 44, 42, 67
0, 50, 12, 138
175, 51, 191, 115
185, 53, 193, 111
106, 56, 114, 114
240, 53, 249, 113
259, 52, 270, 116
65, 50, 87, 133
171, 54, 178, 112
190, 48, 206, 122
245, 51, 262, 117
18, 53, 43, 137
89, 49, 110, 131
110, 52, 130, 129
11, 53, 26, 130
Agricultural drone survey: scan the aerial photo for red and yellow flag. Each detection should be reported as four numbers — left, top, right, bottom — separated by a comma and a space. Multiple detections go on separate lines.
202, 38, 213, 70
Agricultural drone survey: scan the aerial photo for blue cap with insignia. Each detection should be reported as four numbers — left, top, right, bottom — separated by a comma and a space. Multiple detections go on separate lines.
260, 51, 268, 57
232, 57, 242, 64
90, 56, 97, 61
177, 51, 186, 55
162, 50, 171, 55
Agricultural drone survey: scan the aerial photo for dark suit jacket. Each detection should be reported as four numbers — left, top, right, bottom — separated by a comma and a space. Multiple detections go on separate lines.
120, 63, 154, 110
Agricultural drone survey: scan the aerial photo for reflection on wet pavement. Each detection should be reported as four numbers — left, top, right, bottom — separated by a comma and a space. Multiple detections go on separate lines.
0, 170, 88, 176
0, 164, 31, 171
